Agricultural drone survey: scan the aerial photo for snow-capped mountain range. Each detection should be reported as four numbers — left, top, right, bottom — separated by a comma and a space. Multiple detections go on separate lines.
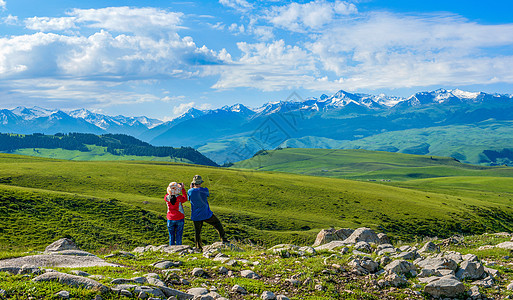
1, 88, 512, 146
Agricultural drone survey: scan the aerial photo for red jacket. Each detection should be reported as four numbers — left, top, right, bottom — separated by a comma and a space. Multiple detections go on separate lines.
165, 188, 188, 220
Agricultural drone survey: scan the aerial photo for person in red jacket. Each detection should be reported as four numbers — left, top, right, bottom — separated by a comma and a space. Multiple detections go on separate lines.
165, 182, 188, 245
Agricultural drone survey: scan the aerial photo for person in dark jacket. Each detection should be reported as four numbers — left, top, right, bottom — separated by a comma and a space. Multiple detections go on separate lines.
187, 175, 227, 250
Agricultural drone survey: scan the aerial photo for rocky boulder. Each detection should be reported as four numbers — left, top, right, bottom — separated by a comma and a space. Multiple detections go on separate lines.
423, 275, 465, 298
45, 238, 80, 253
33, 272, 109, 293
384, 260, 415, 276
455, 260, 485, 280
348, 257, 378, 275
419, 241, 440, 253
312, 228, 354, 246
343, 227, 384, 245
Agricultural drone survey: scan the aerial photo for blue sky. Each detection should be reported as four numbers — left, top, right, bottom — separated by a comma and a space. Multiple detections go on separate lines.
1, 0, 513, 120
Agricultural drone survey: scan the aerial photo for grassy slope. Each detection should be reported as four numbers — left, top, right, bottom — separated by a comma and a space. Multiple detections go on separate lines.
8, 145, 194, 163
232, 148, 513, 181
338, 120, 513, 165
2, 153, 513, 252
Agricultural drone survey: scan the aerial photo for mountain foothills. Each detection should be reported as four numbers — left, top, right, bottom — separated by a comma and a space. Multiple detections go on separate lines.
2, 88, 513, 165
0, 133, 217, 166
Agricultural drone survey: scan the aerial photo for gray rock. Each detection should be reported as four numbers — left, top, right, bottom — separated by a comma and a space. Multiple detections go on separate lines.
455, 260, 484, 280
111, 277, 148, 285
473, 274, 494, 288
187, 287, 208, 296
147, 276, 166, 287
159, 286, 194, 299
496, 241, 513, 250
45, 238, 80, 252
416, 257, 458, 271
384, 273, 408, 287
462, 253, 478, 262
343, 227, 382, 245
261, 291, 276, 300
484, 266, 499, 278
285, 278, 301, 286
231, 284, 247, 294
0, 253, 120, 269
33, 272, 109, 292
226, 260, 238, 267
444, 252, 463, 264
314, 241, 348, 251
377, 233, 390, 245
18, 265, 43, 275
153, 261, 181, 269
298, 246, 316, 255
119, 290, 133, 298
393, 251, 418, 260
240, 270, 260, 279
312, 228, 354, 246
507, 281, 513, 291
69, 270, 90, 277
419, 241, 440, 253
354, 241, 372, 253
276, 296, 290, 300
384, 260, 415, 275
218, 266, 228, 274
424, 275, 465, 298
192, 268, 205, 277
380, 256, 392, 266
468, 285, 481, 298
56, 290, 70, 299
348, 257, 378, 275
134, 286, 166, 299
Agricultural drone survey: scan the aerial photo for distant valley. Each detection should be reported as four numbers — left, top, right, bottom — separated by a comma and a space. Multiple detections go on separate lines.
2, 88, 513, 165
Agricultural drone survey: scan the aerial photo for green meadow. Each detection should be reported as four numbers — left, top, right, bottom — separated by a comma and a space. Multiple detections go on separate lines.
232, 148, 513, 181
2, 151, 513, 252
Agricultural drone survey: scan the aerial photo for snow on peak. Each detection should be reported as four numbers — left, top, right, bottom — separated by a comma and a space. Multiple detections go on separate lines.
451, 89, 480, 99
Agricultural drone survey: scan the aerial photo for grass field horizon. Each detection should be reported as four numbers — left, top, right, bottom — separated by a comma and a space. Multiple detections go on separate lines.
232, 148, 513, 181
3, 152, 513, 252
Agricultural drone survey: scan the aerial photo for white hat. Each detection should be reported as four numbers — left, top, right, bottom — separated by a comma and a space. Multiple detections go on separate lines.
167, 182, 180, 195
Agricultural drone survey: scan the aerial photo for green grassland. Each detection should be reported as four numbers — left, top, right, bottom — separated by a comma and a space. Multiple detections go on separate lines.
8, 145, 194, 163
232, 148, 513, 181
2, 152, 513, 252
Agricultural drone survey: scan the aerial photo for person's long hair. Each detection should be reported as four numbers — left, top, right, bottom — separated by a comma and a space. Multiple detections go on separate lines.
167, 194, 177, 205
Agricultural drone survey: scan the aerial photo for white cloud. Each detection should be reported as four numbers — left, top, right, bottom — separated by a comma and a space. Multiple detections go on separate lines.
25, 17, 77, 31
219, 0, 253, 12
2, 14, 18, 25
0, 0, 6, 11
212, 40, 316, 91
173, 101, 195, 115
267, 0, 357, 32
69, 7, 183, 35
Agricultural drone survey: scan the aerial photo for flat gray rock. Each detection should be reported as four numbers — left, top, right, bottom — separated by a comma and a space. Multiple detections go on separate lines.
45, 238, 80, 253
424, 275, 465, 298
33, 272, 109, 293
0, 254, 121, 269
314, 241, 348, 251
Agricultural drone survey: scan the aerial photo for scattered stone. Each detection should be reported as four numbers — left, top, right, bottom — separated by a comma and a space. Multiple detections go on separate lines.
159, 286, 194, 299
314, 284, 324, 291
261, 291, 276, 300
468, 285, 481, 298
33, 272, 109, 292
187, 287, 209, 296
276, 295, 290, 300
285, 278, 301, 286
56, 290, 70, 299
45, 239, 80, 253
473, 274, 494, 288
231, 284, 247, 294
419, 241, 440, 253
384, 260, 415, 276
343, 227, 382, 245
444, 252, 463, 264
354, 241, 372, 253
147, 276, 166, 287
455, 260, 484, 280
380, 256, 392, 267
348, 257, 378, 275
314, 241, 348, 251
69, 270, 90, 277
218, 266, 228, 274
240, 270, 260, 279
192, 268, 205, 277
496, 241, 513, 250
416, 257, 458, 271
226, 260, 238, 267
393, 250, 418, 260
134, 286, 166, 299
153, 261, 182, 269
312, 228, 354, 246
484, 266, 500, 278
384, 273, 408, 287
462, 253, 478, 262
423, 275, 465, 298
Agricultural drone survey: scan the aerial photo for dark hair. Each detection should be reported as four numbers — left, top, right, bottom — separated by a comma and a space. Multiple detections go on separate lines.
167, 194, 177, 205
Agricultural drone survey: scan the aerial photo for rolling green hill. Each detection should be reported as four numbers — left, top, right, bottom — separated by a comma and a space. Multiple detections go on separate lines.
231, 148, 513, 181
3, 153, 513, 252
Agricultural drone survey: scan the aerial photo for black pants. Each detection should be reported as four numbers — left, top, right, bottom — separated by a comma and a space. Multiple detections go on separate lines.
193, 214, 226, 250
